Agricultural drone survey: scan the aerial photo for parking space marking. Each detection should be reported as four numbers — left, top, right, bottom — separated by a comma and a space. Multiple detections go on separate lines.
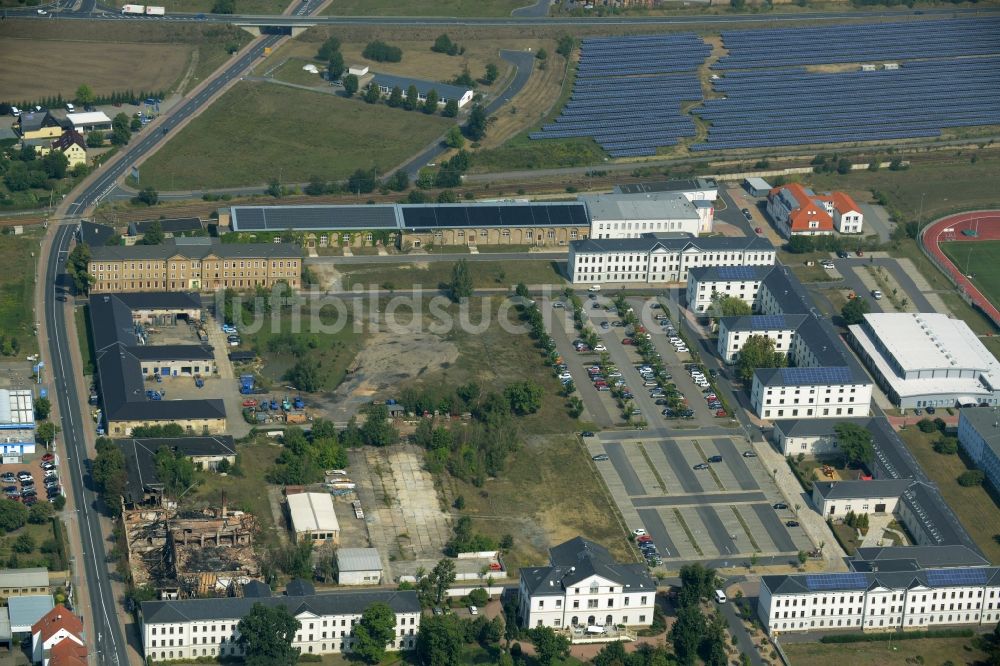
636, 508, 680, 560
605, 442, 648, 496
696, 505, 736, 556
736, 504, 779, 554
714, 438, 760, 491
657, 440, 702, 493
624, 445, 663, 494
679, 506, 717, 558
633, 491, 766, 507
642, 442, 683, 494
751, 503, 798, 553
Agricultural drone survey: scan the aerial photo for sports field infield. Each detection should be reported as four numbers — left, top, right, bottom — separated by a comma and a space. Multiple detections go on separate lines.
940, 239, 1000, 310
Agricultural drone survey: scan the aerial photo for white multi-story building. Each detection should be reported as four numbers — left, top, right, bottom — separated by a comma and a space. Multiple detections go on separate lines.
759, 546, 1000, 635
140, 583, 420, 662
716, 314, 807, 363
568, 234, 775, 285
685, 265, 773, 314
518, 537, 656, 635
957, 407, 1000, 493
751, 367, 873, 420
766, 184, 864, 237
771, 417, 874, 456
585, 192, 712, 239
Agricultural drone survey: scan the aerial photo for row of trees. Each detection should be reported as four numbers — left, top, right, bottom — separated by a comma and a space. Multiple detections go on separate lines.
670, 564, 728, 666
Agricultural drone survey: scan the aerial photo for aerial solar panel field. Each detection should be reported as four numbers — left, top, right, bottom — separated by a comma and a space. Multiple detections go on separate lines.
530, 18, 1000, 156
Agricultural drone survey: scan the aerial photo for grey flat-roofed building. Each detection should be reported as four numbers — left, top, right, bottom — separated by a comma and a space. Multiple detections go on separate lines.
230, 205, 400, 232
744, 177, 772, 197
8, 595, 53, 633
78, 220, 118, 248
0, 568, 50, 598
337, 548, 384, 585
615, 178, 717, 201
128, 217, 203, 239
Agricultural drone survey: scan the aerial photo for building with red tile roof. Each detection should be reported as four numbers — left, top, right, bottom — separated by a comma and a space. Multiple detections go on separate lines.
30, 604, 86, 666
766, 183, 864, 237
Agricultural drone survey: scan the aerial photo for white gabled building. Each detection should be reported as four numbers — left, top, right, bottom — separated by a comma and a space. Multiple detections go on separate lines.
716, 314, 807, 363
811, 479, 913, 518
759, 546, 1000, 636
518, 537, 656, 636
751, 367, 873, 421
568, 234, 775, 285
140, 583, 420, 662
685, 265, 773, 314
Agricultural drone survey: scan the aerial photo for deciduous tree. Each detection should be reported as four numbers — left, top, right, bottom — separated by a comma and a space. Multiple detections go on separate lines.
343, 73, 359, 97
529, 626, 569, 666
236, 603, 300, 666
835, 422, 874, 468
841, 296, 871, 325
353, 602, 397, 664
736, 334, 785, 382
448, 259, 473, 302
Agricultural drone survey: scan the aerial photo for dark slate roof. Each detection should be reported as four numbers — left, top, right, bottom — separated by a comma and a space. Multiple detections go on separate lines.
853, 545, 990, 569
129, 345, 214, 361
370, 73, 472, 101
141, 589, 421, 624
773, 417, 873, 438
89, 293, 225, 424
399, 202, 589, 230
615, 178, 717, 195
16, 111, 58, 134
52, 130, 85, 152
231, 205, 400, 232
520, 537, 656, 597
570, 233, 774, 254
242, 581, 272, 598
286, 579, 315, 597
90, 239, 301, 261
78, 221, 118, 248
687, 265, 774, 283
812, 479, 914, 500
129, 218, 203, 236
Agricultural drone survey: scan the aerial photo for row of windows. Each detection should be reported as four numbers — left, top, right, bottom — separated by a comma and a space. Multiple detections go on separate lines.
150, 638, 416, 662
536, 595, 648, 610
762, 407, 856, 418
773, 612, 986, 632
575, 252, 774, 264
96, 279, 299, 290
93, 260, 298, 271
533, 615, 647, 628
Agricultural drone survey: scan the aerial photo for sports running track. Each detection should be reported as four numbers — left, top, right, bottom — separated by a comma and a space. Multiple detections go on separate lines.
921, 210, 1000, 327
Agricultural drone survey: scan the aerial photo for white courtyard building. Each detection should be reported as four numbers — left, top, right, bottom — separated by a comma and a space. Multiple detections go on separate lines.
751, 367, 873, 420
568, 234, 775, 285
716, 314, 807, 363
584, 192, 710, 239
850, 312, 1000, 409
140, 583, 420, 662
518, 537, 656, 637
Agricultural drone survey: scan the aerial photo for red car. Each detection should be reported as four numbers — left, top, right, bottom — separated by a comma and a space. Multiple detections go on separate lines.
755, 227, 763, 234
716, 409, 727, 417
705, 394, 717, 401
41, 453, 55, 463
636, 535, 653, 543
622, 338, 633, 345
242, 398, 258, 407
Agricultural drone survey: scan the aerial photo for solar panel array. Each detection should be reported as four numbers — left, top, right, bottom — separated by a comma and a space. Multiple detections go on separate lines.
779, 366, 853, 386
694, 19, 1000, 151
232, 205, 398, 231
805, 572, 869, 592
925, 568, 990, 587
529, 34, 710, 158
399, 203, 590, 229
751, 315, 786, 329
716, 266, 757, 280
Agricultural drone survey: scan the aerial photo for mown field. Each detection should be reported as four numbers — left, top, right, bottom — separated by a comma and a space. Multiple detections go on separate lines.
0, 230, 40, 356
138, 81, 451, 189
941, 239, 1000, 313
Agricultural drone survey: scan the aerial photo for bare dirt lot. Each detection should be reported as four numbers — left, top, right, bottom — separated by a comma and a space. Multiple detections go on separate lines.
0, 39, 191, 102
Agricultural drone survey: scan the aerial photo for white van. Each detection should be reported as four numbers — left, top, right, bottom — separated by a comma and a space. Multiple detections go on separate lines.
9, 106, 20, 117
588, 285, 602, 292
65, 103, 75, 112
714, 589, 727, 604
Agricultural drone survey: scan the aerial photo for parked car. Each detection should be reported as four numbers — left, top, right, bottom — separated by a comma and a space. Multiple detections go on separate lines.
715, 409, 727, 417
41, 453, 55, 463
693, 463, 710, 470
41, 462, 56, 471
600, 321, 610, 329
837, 250, 850, 258
742, 451, 757, 458
926, 406, 936, 414
708, 455, 723, 463
741, 208, 752, 220
581, 431, 596, 438
469, 606, 479, 616
3, 486, 18, 497
593, 344, 607, 352
17, 472, 32, 482
773, 503, 788, 510
633, 529, 647, 536
0, 473, 15, 483
592, 454, 609, 462
786, 520, 800, 528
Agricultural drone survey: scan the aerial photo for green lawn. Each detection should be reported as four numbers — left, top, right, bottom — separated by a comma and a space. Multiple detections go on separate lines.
271, 57, 328, 88
140, 81, 451, 190
469, 135, 609, 173
339, 259, 566, 291
783, 637, 987, 666
0, 519, 68, 571
74, 304, 94, 376
324, 0, 531, 17
235, 311, 363, 392
899, 427, 1000, 564
186, 439, 281, 545
941, 240, 1000, 311
0, 231, 39, 356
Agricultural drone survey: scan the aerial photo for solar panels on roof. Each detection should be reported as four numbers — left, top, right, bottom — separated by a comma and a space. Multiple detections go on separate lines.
231, 206, 398, 232
804, 572, 869, 591
779, 366, 852, 385
751, 315, 786, 329
925, 568, 989, 587
399, 203, 589, 229
716, 266, 757, 280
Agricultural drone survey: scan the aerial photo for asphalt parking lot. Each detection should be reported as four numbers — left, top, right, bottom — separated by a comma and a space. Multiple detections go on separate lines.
0, 452, 63, 508
587, 434, 812, 569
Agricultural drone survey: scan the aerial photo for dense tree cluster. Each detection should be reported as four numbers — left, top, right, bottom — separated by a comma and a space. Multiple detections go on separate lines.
362, 40, 403, 63
736, 335, 786, 382
267, 421, 349, 485
670, 564, 728, 666
432, 33, 464, 56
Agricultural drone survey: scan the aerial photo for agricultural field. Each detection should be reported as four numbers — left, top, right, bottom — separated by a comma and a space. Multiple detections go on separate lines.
138, 82, 452, 190
0, 21, 251, 100
941, 240, 1000, 312
323, 0, 532, 17
899, 427, 1000, 564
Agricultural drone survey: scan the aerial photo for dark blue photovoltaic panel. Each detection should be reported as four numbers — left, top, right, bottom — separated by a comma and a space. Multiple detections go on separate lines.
805, 573, 869, 591
717, 266, 756, 280
779, 367, 852, 386
751, 315, 786, 329
925, 569, 989, 587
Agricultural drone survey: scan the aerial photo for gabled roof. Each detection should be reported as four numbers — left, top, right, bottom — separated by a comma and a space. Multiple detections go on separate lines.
854, 545, 990, 569
16, 111, 59, 134
826, 191, 861, 215
117, 435, 237, 504
770, 183, 833, 232
90, 238, 301, 262
49, 638, 87, 666
813, 478, 914, 500
571, 233, 774, 255
773, 417, 872, 438
52, 130, 85, 152
337, 548, 383, 572
763, 566, 1000, 597
78, 221, 118, 248
30, 604, 82, 643
0, 567, 48, 589
718, 313, 808, 332
687, 264, 775, 283
370, 73, 472, 101
142, 589, 420, 624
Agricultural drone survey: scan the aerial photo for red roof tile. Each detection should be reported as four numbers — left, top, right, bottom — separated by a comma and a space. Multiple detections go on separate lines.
31, 604, 84, 645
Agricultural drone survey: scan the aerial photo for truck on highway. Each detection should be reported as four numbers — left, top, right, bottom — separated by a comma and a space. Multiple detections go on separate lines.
145, 5, 165, 14
122, 4, 145, 14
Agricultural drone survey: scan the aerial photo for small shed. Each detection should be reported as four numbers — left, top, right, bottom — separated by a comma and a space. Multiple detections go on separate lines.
348, 65, 369, 77
337, 548, 384, 585
744, 177, 772, 197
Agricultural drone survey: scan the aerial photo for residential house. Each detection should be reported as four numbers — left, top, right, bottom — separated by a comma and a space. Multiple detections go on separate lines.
31, 604, 87, 666
15, 111, 62, 141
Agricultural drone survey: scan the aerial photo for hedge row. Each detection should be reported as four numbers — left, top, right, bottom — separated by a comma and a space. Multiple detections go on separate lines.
819, 628, 973, 643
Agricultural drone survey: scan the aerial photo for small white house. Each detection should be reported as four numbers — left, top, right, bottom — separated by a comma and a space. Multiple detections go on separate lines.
337, 548, 383, 585
811, 479, 912, 518
287, 492, 340, 547
348, 65, 369, 76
